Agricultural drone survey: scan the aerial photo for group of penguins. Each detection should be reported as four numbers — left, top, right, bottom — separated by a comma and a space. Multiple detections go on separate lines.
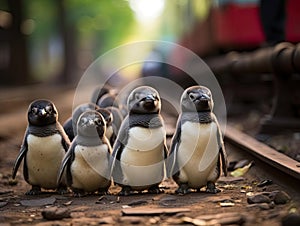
12, 85, 227, 197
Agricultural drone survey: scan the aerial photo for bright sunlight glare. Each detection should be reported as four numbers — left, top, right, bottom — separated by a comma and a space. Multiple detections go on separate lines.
129, 0, 165, 23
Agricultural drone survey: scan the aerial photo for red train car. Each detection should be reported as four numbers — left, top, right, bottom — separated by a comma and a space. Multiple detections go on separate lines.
177, 0, 300, 55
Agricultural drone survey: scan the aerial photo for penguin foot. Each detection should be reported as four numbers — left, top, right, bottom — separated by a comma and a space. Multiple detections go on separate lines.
72, 188, 86, 197
118, 186, 132, 196
148, 185, 163, 194
98, 188, 110, 195
175, 184, 190, 195
57, 186, 68, 195
26, 186, 41, 195
206, 182, 221, 194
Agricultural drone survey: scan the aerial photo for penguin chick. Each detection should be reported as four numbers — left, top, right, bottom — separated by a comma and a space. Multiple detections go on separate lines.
63, 103, 113, 144
97, 93, 119, 109
12, 99, 70, 195
105, 106, 124, 145
58, 110, 111, 197
97, 93, 128, 118
111, 86, 167, 196
167, 86, 227, 194
91, 84, 114, 105
97, 108, 115, 147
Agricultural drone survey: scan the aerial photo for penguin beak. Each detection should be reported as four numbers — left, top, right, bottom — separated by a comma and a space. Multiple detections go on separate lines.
145, 94, 155, 102
199, 93, 210, 101
39, 108, 47, 116
88, 119, 95, 126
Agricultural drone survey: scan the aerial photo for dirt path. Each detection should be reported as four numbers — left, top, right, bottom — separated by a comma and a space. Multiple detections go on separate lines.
0, 86, 299, 225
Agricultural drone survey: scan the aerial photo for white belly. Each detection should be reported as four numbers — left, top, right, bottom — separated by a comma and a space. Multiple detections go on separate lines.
71, 144, 110, 191
177, 122, 219, 188
120, 127, 166, 188
26, 134, 66, 189
105, 126, 113, 140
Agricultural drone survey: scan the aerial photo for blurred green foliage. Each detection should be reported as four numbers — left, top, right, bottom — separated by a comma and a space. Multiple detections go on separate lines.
25, 0, 135, 54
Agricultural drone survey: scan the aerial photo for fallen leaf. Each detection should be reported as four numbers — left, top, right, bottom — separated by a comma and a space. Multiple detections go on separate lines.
230, 161, 254, 177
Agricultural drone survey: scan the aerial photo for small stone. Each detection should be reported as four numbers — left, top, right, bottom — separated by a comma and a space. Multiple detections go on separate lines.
0, 201, 8, 208
282, 213, 300, 226
120, 216, 143, 224
159, 195, 177, 206
182, 217, 208, 226
63, 201, 72, 206
99, 216, 115, 224
247, 194, 271, 204
20, 197, 56, 207
149, 217, 160, 224
257, 179, 273, 187
128, 200, 148, 206
234, 159, 251, 169
247, 203, 270, 210
121, 207, 190, 216
41, 207, 71, 220
271, 191, 291, 204
218, 176, 244, 183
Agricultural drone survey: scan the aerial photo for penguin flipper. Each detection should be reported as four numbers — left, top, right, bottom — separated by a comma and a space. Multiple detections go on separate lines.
12, 135, 28, 179
57, 141, 75, 185
219, 146, 228, 176
214, 117, 228, 177
63, 118, 74, 142
166, 118, 181, 178
57, 122, 71, 152
110, 139, 124, 185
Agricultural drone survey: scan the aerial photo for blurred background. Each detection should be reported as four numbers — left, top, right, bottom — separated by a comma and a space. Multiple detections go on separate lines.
0, 0, 300, 166
1, 0, 299, 87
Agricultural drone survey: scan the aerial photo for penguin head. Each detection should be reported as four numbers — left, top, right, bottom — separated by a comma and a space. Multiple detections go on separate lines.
72, 103, 99, 127
97, 93, 119, 109
181, 86, 213, 112
28, 99, 58, 126
97, 108, 113, 127
77, 110, 106, 138
91, 84, 112, 104
127, 86, 161, 114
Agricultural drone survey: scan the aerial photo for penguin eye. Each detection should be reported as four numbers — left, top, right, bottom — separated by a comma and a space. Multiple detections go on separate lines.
95, 118, 103, 125
45, 105, 52, 113
81, 117, 88, 124
31, 107, 38, 114
135, 93, 141, 100
189, 93, 197, 101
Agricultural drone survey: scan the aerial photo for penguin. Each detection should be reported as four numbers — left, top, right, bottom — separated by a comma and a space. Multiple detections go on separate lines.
111, 86, 167, 196
97, 93, 119, 109
167, 86, 227, 194
63, 103, 114, 145
97, 91, 128, 118
58, 110, 111, 197
12, 99, 70, 195
104, 106, 123, 146
91, 84, 114, 105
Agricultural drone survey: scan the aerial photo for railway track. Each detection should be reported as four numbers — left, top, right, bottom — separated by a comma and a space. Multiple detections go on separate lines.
0, 85, 299, 226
